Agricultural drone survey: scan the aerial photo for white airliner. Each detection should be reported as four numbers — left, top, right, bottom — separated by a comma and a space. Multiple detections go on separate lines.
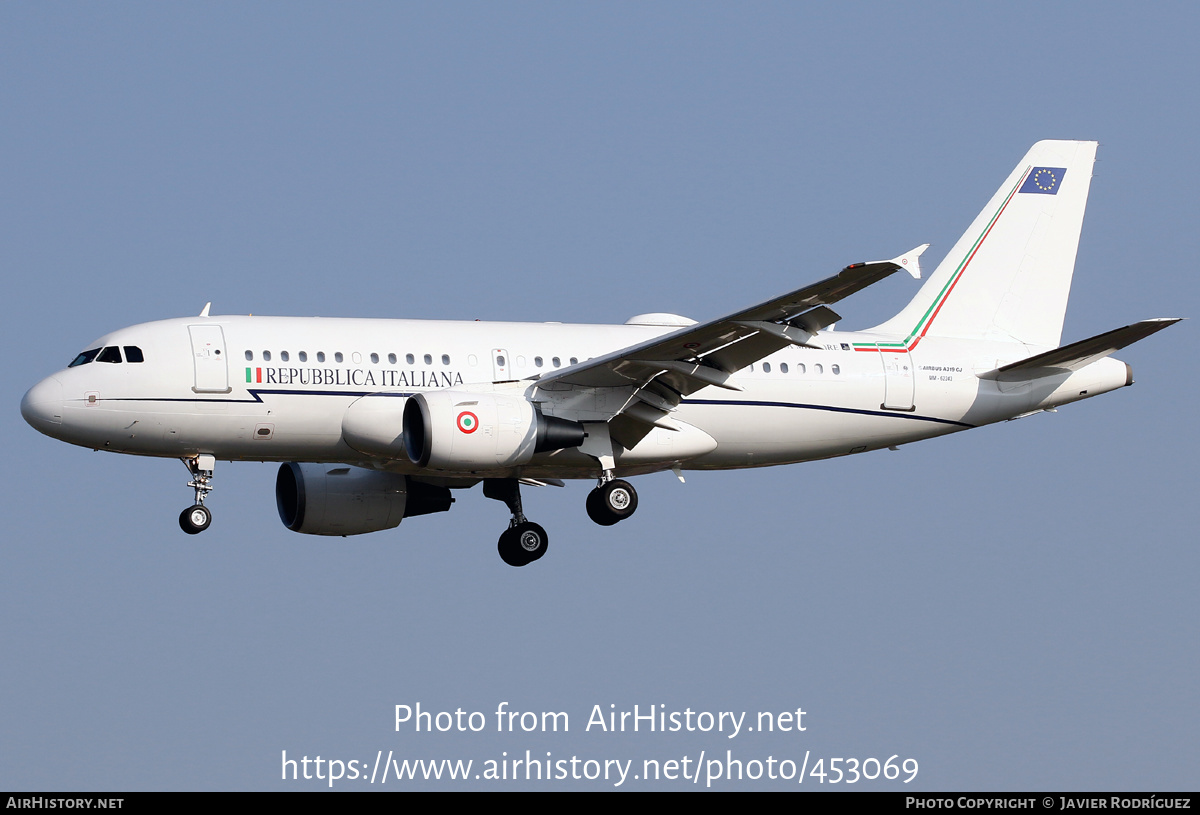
21, 141, 1179, 566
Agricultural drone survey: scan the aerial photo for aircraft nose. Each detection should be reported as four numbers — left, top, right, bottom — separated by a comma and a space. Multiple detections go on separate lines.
21, 375, 64, 432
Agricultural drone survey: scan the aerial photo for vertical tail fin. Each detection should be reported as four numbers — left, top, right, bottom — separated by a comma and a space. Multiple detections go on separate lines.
872, 140, 1098, 350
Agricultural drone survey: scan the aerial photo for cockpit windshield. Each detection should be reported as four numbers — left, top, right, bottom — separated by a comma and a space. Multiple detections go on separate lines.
68, 348, 101, 368
67, 346, 144, 367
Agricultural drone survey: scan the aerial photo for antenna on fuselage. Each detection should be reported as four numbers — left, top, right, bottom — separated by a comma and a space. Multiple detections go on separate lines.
199, 302, 211, 317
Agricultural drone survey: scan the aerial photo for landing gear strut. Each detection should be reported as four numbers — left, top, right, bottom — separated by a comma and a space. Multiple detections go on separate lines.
179, 454, 215, 534
586, 474, 638, 527
484, 478, 548, 567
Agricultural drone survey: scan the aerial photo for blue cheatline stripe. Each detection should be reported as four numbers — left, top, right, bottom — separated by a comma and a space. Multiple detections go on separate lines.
96, 391, 975, 428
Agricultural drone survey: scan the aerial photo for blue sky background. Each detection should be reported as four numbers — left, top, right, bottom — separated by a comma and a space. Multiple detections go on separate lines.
2, 2, 1196, 790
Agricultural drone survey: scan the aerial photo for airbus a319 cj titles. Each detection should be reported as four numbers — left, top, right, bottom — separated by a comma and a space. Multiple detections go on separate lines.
22, 141, 1179, 566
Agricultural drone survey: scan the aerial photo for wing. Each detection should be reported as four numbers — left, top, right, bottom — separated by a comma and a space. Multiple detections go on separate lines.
532, 245, 927, 439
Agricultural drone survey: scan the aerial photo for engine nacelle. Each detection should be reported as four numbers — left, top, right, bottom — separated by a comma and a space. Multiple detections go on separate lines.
342, 393, 408, 458
275, 462, 452, 536
403, 390, 585, 471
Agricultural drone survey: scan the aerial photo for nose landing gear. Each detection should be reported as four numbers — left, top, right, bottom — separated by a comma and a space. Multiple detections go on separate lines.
179, 454, 215, 535
484, 478, 548, 567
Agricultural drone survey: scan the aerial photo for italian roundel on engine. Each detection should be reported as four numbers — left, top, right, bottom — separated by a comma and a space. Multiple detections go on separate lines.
403, 390, 584, 470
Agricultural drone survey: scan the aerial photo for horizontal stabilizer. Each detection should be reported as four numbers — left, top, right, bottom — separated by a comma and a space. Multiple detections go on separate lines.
978, 318, 1181, 381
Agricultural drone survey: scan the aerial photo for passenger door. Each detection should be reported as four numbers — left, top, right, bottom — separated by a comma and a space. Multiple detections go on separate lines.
189, 325, 230, 393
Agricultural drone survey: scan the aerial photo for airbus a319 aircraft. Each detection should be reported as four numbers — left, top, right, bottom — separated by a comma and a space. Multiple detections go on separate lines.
21, 141, 1179, 566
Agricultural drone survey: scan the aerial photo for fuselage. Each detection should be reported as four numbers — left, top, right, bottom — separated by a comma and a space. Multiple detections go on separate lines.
16, 141, 1167, 563
21, 314, 1132, 480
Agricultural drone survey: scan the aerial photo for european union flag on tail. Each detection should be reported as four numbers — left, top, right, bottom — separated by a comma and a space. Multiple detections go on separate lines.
1019, 167, 1067, 195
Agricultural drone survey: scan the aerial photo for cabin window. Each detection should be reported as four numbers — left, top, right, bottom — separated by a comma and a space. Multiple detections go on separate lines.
280, 351, 289, 362
815, 363, 823, 374
334, 352, 344, 363
832, 364, 841, 375
441, 354, 450, 365
797, 363, 806, 374
388, 353, 397, 364
570, 357, 578, 365
317, 352, 326, 363
534, 356, 544, 368
244, 350, 253, 361
780, 362, 789, 374
97, 346, 122, 363
423, 354, 432, 365
496, 355, 506, 367
69, 348, 101, 367
406, 354, 415, 365
298, 351, 307, 362
262, 350, 272, 362
123, 346, 144, 363
763, 362, 771, 373
552, 356, 561, 367
468, 354, 478, 366
370, 353, 379, 364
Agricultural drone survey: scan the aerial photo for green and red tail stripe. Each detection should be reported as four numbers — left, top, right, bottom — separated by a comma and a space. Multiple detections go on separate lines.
853, 166, 1031, 353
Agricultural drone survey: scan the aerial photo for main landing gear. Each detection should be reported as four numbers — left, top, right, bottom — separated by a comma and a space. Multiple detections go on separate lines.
585, 475, 638, 527
179, 454, 215, 534
484, 478, 548, 567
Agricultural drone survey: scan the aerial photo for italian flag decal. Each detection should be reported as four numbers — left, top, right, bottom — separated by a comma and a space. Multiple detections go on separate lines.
457, 411, 479, 434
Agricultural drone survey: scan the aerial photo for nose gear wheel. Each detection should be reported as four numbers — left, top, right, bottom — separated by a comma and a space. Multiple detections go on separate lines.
179, 455, 215, 534
179, 504, 212, 534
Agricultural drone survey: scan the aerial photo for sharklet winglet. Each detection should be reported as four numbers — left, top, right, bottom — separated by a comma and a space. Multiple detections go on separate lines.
889, 244, 929, 279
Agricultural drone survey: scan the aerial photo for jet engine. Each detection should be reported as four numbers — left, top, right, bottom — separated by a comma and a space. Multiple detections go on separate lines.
341, 393, 408, 458
403, 390, 585, 471
275, 462, 453, 536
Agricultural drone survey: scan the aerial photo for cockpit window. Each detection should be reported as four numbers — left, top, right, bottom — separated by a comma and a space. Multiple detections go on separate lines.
69, 348, 101, 368
97, 346, 123, 364
123, 346, 144, 363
